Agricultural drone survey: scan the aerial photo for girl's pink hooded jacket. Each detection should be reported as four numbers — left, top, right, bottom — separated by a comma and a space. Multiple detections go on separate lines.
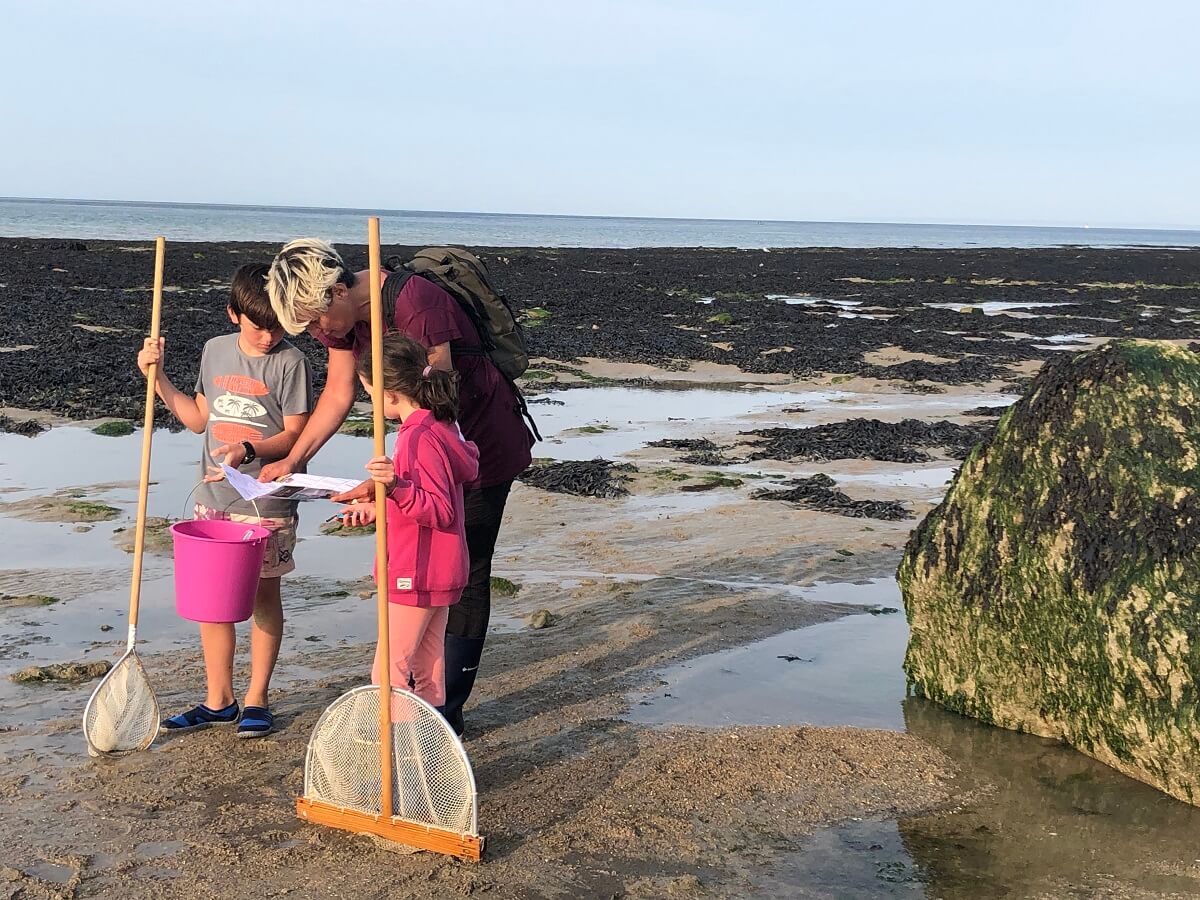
384, 409, 480, 608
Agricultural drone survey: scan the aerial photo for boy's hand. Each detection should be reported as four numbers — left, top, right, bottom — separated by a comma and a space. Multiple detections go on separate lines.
211, 443, 244, 468
366, 456, 397, 491
202, 445, 244, 482
211, 444, 243, 465
137, 337, 164, 378
337, 501, 377, 528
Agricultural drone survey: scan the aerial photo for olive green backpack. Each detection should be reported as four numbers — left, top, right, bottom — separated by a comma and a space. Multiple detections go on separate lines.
383, 247, 539, 438
385, 247, 529, 379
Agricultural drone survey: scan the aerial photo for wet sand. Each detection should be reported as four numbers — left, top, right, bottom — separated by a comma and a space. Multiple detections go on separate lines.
2, 242, 1199, 897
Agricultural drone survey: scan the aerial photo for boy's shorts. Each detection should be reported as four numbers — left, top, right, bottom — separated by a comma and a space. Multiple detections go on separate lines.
193, 504, 298, 579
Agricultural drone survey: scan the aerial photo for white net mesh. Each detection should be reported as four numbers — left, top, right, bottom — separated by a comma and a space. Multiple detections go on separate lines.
83, 651, 160, 755
304, 686, 477, 836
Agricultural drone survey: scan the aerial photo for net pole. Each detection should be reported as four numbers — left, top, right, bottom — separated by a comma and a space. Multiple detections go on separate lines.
368, 216, 394, 819
127, 236, 165, 648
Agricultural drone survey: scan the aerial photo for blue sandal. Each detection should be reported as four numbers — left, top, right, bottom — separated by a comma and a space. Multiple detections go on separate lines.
162, 701, 240, 732
237, 706, 274, 739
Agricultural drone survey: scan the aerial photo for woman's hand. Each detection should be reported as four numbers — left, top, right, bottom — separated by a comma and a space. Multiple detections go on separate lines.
137, 337, 164, 378
330, 479, 372, 503
259, 456, 297, 483
337, 501, 377, 528
365, 456, 397, 491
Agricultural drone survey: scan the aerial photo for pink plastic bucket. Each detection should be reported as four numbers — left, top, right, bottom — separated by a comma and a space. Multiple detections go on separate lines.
170, 520, 271, 623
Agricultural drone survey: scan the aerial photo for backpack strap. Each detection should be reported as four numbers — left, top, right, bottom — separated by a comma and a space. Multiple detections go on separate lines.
508, 378, 542, 442
451, 346, 543, 441
379, 269, 417, 332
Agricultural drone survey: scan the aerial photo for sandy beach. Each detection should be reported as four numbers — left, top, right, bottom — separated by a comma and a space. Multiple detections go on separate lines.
3, 241, 1200, 898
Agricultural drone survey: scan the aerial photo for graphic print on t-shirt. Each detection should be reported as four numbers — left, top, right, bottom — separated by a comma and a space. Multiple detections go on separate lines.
209, 374, 269, 446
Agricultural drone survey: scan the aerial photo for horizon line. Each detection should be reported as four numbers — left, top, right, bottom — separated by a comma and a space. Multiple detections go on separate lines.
2, 195, 1198, 235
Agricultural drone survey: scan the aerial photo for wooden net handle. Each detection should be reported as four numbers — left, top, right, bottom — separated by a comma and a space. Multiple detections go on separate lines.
126, 236, 165, 640
367, 216, 394, 819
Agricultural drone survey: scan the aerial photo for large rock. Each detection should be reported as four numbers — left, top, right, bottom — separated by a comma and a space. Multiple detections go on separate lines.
900, 340, 1200, 804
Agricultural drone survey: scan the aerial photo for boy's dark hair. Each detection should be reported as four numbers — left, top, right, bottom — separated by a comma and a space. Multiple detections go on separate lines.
358, 334, 459, 423
228, 263, 280, 330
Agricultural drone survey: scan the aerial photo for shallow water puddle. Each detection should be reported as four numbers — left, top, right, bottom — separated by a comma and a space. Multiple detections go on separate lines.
518, 384, 1011, 463
801, 392, 1016, 414
627, 580, 908, 730
767, 294, 895, 320
532, 385, 810, 460
728, 463, 958, 494
775, 700, 1200, 898
923, 300, 1073, 316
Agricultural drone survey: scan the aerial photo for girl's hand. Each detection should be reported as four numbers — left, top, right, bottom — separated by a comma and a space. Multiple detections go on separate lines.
137, 337, 164, 378
365, 456, 397, 491
338, 501, 377, 528
203, 464, 227, 484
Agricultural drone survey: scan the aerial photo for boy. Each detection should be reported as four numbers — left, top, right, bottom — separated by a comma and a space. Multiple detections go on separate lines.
136, 263, 313, 738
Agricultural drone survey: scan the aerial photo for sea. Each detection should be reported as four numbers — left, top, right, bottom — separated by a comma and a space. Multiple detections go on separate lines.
1, 197, 1198, 250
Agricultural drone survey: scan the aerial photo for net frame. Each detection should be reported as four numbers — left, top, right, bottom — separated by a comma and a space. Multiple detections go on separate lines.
301, 685, 479, 837
82, 637, 160, 757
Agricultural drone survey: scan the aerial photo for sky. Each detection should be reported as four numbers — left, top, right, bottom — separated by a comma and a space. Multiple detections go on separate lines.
2, 0, 1197, 228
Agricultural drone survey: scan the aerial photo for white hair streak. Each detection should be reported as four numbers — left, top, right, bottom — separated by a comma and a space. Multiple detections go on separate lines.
267, 238, 346, 335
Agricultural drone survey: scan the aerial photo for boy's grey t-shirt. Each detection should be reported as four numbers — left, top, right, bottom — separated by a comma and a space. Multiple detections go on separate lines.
192, 334, 313, 519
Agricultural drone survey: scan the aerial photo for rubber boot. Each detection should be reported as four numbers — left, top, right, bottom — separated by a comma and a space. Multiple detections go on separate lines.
441, 635, 485, 737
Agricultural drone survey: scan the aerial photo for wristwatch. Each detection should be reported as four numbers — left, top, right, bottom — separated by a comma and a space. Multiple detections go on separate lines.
241, 441, 256, 465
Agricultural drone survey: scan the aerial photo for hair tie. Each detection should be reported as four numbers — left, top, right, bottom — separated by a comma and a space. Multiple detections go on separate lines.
421, 365, 433, 379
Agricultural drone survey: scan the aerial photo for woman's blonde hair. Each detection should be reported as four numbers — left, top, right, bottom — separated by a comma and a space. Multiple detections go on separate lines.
266, 238, 352, 335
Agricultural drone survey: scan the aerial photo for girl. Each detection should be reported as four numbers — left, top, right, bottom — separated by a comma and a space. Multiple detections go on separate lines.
337, 334, 480, 708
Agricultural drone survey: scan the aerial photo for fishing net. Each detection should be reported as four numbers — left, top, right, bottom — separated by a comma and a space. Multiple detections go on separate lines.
303, 686, 477, 837
82, 649, 160, 756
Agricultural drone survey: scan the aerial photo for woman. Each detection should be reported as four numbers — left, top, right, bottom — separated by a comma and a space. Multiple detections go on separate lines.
260, 239, 533, 736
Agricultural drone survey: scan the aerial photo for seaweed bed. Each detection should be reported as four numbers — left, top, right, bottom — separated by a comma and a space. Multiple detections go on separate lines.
743, 419, 996, 463
518, 459, 635, 499
0, 414, 45, 436
647, 438, 742, 466
1, 240, 1198, 421
752, 473, 911, 520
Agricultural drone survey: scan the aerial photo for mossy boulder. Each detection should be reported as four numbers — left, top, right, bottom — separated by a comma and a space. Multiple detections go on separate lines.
900, 341, 1200, 804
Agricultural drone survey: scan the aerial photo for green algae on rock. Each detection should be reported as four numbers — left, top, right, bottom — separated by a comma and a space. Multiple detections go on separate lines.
12, 660, 112, 685
0, 594, 60, 609
92, 420, 136, 437
900, 340, 1200, 805
114, 517, 174, 556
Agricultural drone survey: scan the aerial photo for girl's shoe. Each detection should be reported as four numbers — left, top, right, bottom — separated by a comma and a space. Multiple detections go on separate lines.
237, 706, 274, 739
162, 701, 240, 732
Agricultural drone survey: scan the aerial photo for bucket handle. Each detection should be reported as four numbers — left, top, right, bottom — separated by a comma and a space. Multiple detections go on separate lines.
181, 480, 263, 523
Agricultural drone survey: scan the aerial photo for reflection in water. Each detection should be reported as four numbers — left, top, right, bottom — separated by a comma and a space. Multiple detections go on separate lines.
897, 698, 1200, 898
771, 702, 1200, 897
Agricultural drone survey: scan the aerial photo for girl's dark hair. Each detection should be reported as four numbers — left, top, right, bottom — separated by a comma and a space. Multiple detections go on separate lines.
358, 334, 459, 423
228, 263, 280, 330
